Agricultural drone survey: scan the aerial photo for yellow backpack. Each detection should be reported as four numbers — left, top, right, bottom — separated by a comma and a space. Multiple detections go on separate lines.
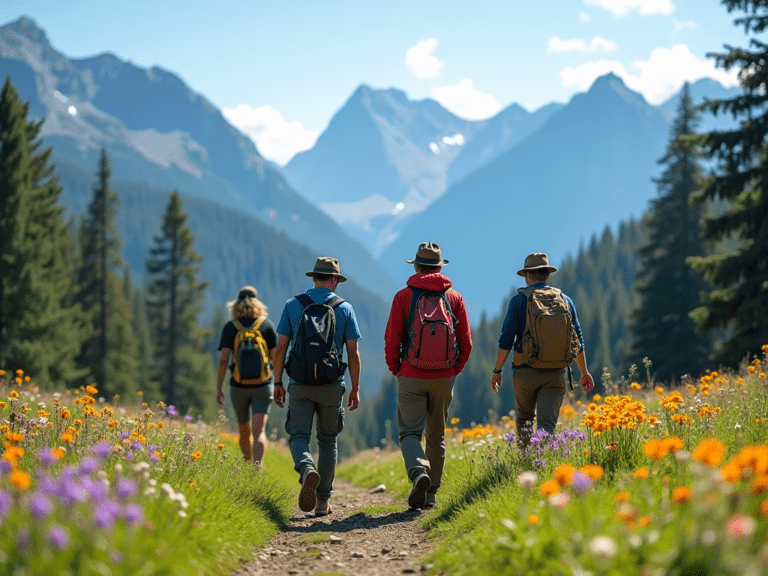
232, 318, 271, 385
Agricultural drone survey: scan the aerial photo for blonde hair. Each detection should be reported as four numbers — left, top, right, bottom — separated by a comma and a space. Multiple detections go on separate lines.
227, 285, 268, 320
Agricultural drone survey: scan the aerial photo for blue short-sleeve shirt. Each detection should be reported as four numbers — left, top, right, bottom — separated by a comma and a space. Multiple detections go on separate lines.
277, 288, 362, 383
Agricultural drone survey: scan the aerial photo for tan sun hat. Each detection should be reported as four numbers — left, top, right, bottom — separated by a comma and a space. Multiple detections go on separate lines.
406, 242, 449, 266
517, 252, 558, 277
306, 256, 347, 282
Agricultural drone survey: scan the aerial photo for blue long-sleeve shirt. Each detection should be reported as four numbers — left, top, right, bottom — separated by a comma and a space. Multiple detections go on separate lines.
498, 283, 585, 368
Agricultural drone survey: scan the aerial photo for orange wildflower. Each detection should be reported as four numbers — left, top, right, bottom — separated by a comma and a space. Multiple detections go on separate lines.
672, 486, 692, 504
540, 480, 560, 497
692, 438, 726, 467
9, 469, 31, 490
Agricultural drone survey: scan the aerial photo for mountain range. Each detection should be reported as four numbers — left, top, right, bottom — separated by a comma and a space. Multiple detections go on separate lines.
0, 15, 741, 331
0, 17, 399, 300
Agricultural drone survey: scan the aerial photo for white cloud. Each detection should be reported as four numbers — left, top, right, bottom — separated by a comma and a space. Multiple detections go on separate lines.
430, 79, 502, 120
559, 44, 739, 104
579, 12, 591, 22
673, 19, 697, 32
547, 36, 617, 54
584, 0, 674, 17
405, 39, 444, 80
222, 104, 318, 166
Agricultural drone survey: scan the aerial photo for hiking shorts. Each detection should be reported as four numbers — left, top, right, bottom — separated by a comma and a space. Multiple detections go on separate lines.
229, 382, 273, 424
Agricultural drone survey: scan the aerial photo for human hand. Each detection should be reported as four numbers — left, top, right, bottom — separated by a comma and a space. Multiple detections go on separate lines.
273, 385, 286, 408
581, 373, 594, 394
491, 373, 502, 393
348, 389, 360, 411
216, 388, 225, 406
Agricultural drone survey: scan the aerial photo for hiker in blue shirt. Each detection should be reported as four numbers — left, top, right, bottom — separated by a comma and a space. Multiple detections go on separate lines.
272, 257, 362, 517
490, 253, 594, 449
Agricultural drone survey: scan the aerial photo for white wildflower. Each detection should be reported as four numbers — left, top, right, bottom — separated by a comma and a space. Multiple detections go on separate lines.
589, 536, 618, 559
518, 471, 538, 491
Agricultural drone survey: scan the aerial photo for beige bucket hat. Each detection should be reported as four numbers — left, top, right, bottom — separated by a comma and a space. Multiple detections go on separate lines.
406, 242, 449, 266
306, 256, 347, 282
517, 252, 558, 277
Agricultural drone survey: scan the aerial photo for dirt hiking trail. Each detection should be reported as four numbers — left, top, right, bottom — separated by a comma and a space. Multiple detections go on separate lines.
232, 478, 436, 576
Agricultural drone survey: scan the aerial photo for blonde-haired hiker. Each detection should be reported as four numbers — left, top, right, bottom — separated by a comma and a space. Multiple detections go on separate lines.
216, 286, 277, 466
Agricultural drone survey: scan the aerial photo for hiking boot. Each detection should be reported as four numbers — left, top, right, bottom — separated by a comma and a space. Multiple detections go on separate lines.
425, 491, 437, 509
298, 468, 320, 512
314, 498, 332, 517
407, 473, 431, 510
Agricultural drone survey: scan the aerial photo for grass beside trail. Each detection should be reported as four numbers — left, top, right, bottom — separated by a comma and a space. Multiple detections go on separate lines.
0, 373, 298, 576
338, 349, 768, 576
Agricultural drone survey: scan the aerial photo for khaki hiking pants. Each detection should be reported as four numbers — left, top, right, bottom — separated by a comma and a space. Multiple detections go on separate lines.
513, 366, 567, 448
397, 375, 455, 492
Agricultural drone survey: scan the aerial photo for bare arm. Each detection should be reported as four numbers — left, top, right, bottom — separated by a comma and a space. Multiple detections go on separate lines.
345, 338, 361, 410
216, 349, 231, 405
490, 348, 511, 393
272, 334, 290, 408
575, 349, 594, 393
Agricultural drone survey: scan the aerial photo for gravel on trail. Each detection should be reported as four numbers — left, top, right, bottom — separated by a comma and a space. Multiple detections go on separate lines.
232, 478, 437, 576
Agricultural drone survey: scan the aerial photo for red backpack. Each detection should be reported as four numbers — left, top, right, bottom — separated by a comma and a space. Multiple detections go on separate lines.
402, 288, 459, 370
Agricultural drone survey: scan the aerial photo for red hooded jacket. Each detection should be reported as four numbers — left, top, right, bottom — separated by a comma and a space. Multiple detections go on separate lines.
384, 273, 472, 379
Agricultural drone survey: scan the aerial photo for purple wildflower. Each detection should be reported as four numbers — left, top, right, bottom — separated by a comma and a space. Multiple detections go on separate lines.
92, 442, 111, 459
88, 479, 108, 503
148, 444, 158, 453
28, 492, 52, 519
571, 471, 593, 494
48, 525, 68, 551
115, 477, 138, 500
149, 453, 159, 464
37, 448, 56, 466
533, 459, 546, 469
0, 489, 11, 517
125, 450, 133, 462
130, 440, 143, 451
57, 471, 87, 504
166, 405, 178, 417
0, 460, 12, 475
505, 431, 516, 444
123, 503, 144, 525
184, 414, 193, 422
93, 500, 121, 529
79, 457, 99, 475
119, 431, 131, 440
38, 473, 57, 496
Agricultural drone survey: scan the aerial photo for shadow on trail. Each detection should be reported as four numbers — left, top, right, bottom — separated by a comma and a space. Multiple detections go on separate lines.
284, 509, 425, 535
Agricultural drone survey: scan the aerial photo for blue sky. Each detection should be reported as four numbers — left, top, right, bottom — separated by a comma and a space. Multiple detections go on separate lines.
0, 0, 753, 164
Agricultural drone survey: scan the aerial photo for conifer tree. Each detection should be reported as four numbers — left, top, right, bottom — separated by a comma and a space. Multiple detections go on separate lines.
76, 148, 140, 396
146, 190, 212, 414
628, 83, 711, 382
0, 77, 89, 385
689, 1, 768, 367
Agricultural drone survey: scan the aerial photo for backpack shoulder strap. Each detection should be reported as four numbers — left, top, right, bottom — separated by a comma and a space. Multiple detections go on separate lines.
327, 296, 345, 308
518, 286, 536, 299
232, 319, 245, 331
295, 293, 313, 309
252, 316, 266, 331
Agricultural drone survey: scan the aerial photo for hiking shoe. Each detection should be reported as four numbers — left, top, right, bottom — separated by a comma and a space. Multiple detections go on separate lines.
407, 473, 431, 510
298, 468, 320, 512
314, 498, 332, 517
425, 492, 436, 509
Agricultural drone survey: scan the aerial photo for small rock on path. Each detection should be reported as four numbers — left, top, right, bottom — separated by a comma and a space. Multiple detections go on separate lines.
232, 479, 435, 576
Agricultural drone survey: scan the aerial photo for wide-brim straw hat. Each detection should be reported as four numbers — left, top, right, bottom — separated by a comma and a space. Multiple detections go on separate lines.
306, 256, 347, 282
517, 252, 558, 277
406, 242, 449, 266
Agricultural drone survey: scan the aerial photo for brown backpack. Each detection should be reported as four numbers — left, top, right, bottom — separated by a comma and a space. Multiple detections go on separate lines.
513, 286, 582, 369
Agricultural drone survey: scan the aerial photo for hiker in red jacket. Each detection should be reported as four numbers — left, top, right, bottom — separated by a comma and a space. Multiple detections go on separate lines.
384, 242, 472, 510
